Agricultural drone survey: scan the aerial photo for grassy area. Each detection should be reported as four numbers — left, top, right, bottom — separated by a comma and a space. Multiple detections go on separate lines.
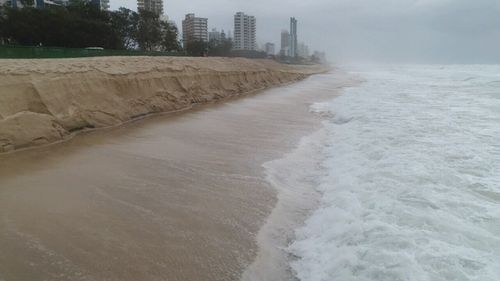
0, 45, 182, 59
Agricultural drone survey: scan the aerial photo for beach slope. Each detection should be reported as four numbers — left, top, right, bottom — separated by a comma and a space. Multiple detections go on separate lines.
0, 57, 326, 153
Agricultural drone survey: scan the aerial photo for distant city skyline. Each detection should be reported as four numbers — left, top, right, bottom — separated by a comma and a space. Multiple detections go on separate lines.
109, 0, 314, 57
109, 0, 500, 63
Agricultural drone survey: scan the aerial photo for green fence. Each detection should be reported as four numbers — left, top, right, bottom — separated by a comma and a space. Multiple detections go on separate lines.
0, 45, 183, 59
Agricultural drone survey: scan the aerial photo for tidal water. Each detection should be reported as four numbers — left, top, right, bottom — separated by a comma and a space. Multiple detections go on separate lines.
289, 65, 500, 281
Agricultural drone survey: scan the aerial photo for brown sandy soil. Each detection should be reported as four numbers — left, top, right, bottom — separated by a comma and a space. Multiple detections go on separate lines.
0, 56, 327, 153
0, 67, 356, 281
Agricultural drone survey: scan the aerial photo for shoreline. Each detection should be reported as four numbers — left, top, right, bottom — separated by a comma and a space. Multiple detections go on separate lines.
0, 68, 355, 281
241, 128, 327, 281
242, 71, 359, 281
0, 76, 312, 157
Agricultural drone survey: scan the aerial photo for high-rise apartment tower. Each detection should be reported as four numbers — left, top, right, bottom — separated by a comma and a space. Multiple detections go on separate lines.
280, 30, 290, 56
137, 0, 163, 15
289, 17, 298, 57
233, 12, 257, 51
182, 13, 208, 46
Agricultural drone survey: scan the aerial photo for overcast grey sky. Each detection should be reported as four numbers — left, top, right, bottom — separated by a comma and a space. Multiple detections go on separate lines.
111, 0, 500, 63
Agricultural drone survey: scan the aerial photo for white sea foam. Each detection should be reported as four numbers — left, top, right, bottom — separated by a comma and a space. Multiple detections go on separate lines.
290, 65, 500, 281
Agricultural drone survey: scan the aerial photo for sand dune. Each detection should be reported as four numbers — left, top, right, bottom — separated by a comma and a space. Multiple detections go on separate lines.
0, 57, 326, 153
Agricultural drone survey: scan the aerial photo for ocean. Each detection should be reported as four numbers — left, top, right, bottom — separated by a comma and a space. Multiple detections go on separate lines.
288, 65, 500, 281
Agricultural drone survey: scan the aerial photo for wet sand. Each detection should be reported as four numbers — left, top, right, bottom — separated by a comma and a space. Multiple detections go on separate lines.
0, 71, 353, 281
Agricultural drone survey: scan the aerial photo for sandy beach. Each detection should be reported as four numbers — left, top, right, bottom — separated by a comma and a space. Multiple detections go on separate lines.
0, 57, 324, 153
0, 62, 353, 281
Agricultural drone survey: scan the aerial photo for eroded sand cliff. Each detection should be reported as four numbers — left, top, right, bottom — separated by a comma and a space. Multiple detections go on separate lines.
0, 57, 326, 152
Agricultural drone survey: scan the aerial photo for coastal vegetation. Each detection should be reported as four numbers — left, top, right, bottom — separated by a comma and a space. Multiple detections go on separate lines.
0, 1, 272, 58
0, 1, 306, 60
0, 0, 181, 52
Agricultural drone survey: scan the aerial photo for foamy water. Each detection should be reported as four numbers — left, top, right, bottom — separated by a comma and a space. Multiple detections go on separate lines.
289, 65, 500, 281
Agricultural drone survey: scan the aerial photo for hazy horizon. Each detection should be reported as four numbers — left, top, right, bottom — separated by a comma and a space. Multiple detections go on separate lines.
111, 0, 500, 64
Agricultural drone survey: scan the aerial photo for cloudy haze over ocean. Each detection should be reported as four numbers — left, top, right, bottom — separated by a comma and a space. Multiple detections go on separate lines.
112, 0, 500, 63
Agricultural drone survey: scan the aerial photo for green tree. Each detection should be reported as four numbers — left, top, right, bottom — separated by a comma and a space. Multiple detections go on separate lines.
2, 3, 120, 48
0, 4, 5, 42
185, 40, 208, 56
208, 39, 232, 57
67, 0, 104, 21
110, 7, 139, 49
2, 6, 43, 45
160, 20, 180, 52
0, 2, 182, 52
136, 10, 161, 51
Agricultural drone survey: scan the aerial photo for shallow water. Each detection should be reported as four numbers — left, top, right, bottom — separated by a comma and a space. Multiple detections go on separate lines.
289, 65, 500, 281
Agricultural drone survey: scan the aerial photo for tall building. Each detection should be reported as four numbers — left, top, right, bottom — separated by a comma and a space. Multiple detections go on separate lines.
289, 17, 298, 57
264, 43, 275, 55
208, 28, 228, 47
137, 0, 163, 15
182, 13, 208, 46
209, 28, 221, 43
297, 42, 310, 58
233, 12, 257, 51
280, 30, 290, 56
